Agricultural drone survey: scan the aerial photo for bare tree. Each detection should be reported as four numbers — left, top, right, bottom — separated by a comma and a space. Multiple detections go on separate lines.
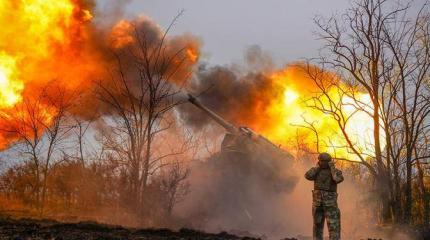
308, 0, 430, 223
96, 15, 196, 222
159, 159, 190, 216
72, 118, 91, 167
381, 4, 430, 222
0, 86, 73, 216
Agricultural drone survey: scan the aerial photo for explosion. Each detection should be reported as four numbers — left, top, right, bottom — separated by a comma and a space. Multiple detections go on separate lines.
0, 0, 98, 148
260, 66, 378, 161
0, 0, 375, 160
0, 53, 23, 108
0, 0, 200, 149
183, 62, 378, 162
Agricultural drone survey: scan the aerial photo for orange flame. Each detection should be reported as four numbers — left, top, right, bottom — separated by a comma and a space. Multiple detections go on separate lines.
0, 53, 23, 108
244, 65, 379, 161
186, 49, 199, 63
0, 0, 201, 149
0, 0, 101, 148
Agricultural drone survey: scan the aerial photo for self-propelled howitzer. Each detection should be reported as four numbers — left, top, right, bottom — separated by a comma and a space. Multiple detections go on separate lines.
187, 94, 297, 193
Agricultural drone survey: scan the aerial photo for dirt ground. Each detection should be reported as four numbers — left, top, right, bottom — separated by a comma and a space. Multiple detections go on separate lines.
1, 217, 429, 240
0, 218, 301, 240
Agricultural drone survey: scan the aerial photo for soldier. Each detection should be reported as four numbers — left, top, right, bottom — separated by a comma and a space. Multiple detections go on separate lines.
305, 152, 344, 240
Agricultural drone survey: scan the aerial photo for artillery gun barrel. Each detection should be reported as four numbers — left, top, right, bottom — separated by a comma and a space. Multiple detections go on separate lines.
187, 94, 239, 134
187, 93, 294, 162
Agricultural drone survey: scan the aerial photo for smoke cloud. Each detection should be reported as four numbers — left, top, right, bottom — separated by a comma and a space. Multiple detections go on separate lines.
178, 47, 281, 130
175, 150, 299, 238
177, 154, 415, 239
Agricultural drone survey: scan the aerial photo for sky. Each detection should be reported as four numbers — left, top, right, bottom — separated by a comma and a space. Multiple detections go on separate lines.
120, 0, 351, 66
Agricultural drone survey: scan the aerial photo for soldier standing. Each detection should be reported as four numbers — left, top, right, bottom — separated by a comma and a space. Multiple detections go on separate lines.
305, 153, 344, 240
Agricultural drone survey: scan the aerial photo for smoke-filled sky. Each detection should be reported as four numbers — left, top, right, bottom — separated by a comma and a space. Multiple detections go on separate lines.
121, 0, 350, 65
96, 0, 427, 65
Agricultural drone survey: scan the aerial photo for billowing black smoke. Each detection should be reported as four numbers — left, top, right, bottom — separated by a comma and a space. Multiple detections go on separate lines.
178, 46, 283, 130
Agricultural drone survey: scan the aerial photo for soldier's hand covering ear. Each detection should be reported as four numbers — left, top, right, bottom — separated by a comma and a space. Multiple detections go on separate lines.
328, 162, 344, 183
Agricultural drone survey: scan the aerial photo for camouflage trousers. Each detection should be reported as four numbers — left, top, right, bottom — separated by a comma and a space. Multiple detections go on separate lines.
312, 190, 341, 240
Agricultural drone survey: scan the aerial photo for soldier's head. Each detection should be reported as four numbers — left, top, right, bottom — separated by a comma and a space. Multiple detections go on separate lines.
318, 152, 332, 168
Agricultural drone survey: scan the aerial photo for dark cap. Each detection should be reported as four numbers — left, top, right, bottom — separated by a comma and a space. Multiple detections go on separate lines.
318, 152, 332, 162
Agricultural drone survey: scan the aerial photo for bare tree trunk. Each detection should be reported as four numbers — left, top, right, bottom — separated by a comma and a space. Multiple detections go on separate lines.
393, 159, 402, 223
372, 97, 392, 222
416, 160, 429, 225
405, 154, 413, 223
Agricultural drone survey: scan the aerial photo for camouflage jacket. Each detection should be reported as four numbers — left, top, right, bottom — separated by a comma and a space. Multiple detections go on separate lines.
312, 189, 338, 207
305, 164, 344, 192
